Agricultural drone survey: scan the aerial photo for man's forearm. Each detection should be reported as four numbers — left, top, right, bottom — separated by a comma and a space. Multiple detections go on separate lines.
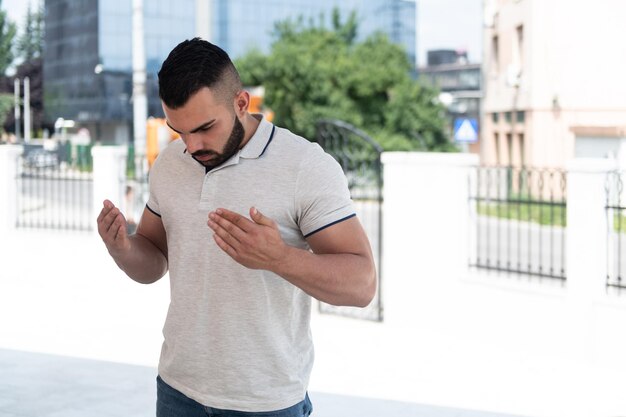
109, 233, 168, 284
272, 247, 376, 307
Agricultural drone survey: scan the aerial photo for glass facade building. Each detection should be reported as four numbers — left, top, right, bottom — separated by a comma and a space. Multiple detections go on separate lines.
213, 0, 416, 66
44, 0, 416, 143
44, 0, 195, 142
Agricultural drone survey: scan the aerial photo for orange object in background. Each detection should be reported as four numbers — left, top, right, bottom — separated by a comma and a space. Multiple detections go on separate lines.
147, 118, 179, 167
247, 86, 274, 122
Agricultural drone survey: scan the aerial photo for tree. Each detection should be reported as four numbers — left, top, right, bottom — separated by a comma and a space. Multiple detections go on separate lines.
1, 58, 46, 135
16, 3, 44, 62
0, 0, 16, 75
235, 9, 454, 152
0, 92, 12, 132
1, 3, 46, 135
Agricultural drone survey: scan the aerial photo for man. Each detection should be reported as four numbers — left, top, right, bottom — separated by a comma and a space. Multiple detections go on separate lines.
97, 38, 376, 417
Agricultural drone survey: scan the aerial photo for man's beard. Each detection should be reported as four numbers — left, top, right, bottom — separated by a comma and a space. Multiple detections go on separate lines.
191, 115, 245, 169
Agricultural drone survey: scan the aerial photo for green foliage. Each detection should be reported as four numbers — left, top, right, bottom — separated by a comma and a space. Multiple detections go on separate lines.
477, 201, 567, 227
0, 0, 16, 75
0, 92, 12, 131
235, 9, 453, 151
16, 3, 44, 62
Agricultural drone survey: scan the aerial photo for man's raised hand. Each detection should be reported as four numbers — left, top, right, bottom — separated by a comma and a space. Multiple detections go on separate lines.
97, 199, 131, 255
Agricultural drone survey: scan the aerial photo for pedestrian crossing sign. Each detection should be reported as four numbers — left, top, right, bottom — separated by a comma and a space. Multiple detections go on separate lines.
454, 118, 479, 143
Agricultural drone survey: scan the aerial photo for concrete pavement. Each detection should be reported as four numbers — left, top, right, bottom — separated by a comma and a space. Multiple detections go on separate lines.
0, 348, 524, 417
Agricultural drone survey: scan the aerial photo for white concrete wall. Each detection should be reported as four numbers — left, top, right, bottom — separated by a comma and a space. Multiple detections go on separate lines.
91, 145, 128, 227
0, 145, 23, 233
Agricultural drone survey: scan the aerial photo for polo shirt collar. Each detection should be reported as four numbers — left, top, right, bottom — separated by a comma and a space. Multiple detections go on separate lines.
239, 114, 275, 159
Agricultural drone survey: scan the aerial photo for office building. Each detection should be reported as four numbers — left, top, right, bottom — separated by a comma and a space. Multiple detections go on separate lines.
482, 0, 626, 168
213, 0, 416, 67
44, 0, 195, 143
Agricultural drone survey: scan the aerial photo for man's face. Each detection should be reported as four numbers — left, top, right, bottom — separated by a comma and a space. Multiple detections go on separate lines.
162, 87, 245, 169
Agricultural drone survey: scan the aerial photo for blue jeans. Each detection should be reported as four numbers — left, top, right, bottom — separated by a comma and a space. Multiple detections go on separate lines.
156, 376, 313, 417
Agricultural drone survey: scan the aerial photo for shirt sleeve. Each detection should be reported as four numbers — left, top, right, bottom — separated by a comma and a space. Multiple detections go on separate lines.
295, 144, 355, 238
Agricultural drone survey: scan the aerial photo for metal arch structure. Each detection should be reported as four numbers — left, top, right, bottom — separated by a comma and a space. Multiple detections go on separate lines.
315, 119, 384, 322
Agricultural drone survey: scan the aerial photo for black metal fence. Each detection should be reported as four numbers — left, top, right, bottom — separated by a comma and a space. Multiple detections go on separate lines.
469, 166, 567, 280
316, 119, 384, 322
16, 146, 94, 231
605, 171, 626, 289
14, 144, 150, 233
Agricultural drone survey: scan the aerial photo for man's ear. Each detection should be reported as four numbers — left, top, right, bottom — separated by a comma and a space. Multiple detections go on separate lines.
233, 90, 250, 116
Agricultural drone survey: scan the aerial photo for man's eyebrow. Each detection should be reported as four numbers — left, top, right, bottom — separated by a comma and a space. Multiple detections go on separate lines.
166, 119, 216, 134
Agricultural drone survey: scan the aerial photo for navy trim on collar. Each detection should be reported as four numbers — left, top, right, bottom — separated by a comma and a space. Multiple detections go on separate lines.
259, 125, 276, 157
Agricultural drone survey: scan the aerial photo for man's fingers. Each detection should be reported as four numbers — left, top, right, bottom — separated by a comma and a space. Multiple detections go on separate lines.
208, 215, 244, 247
114, 218, 127, 241
102, 207, 122, 231
213, 233, 237, 259
212, 208, 254, 232
250, 207, 275, 227
98, 205, 127, 244
97, 200, 115, 224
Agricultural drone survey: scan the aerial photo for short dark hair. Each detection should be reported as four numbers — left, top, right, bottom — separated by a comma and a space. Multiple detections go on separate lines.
158, 38, 242, 109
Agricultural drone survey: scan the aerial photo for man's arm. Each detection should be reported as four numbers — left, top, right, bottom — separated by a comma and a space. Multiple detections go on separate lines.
97, 200, 168, 284
208, 207, 376, 307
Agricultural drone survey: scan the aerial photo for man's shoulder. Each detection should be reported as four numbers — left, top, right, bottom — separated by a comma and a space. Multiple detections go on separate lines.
271, 126, 325, 161
160, 139, 185, 157
152, 139, 185, 167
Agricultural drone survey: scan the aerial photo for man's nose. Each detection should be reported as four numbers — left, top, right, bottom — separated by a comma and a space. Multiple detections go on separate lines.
183, 133, 202, 154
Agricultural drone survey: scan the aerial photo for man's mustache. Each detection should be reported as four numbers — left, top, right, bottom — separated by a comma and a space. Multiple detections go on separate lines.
191, 150, 218, 157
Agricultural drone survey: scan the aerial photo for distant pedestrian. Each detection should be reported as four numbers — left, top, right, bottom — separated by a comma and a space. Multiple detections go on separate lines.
96, 38, 376, 417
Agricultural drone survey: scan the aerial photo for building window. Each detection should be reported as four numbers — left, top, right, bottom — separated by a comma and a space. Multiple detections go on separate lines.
516, 111, 525, 123
494, 133, 500, 165
518, 133, 525, 167
505, 111, 512, 123
492, 112, 499, 124
507, 133, 513, 166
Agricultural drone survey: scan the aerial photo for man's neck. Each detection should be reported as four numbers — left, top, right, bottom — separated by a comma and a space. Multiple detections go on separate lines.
239, 113, 262, 149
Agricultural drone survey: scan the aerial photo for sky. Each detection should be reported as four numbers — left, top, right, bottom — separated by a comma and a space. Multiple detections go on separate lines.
417, 0, 483, 65
2, 0, 483, 65
3, 0, 41, 30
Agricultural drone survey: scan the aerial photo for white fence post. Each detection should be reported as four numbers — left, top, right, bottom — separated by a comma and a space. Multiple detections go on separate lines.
566, 158, 614, 298
381, 152, 479, 322
91, 146, 128, 230
0, 145, 23, 233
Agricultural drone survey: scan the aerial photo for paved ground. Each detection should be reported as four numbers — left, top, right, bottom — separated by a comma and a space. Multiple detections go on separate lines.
0, 349, 523, 417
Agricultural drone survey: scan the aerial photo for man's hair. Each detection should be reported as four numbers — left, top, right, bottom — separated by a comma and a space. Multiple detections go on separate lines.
158, 38, 242, 109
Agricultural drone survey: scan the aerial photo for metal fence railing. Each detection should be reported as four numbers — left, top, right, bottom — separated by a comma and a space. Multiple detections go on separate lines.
469, 166, 567, 280
605, 171, 626, 289
16, 147, 94, 231
316, 120, 384, 322
14, 144, 151, 233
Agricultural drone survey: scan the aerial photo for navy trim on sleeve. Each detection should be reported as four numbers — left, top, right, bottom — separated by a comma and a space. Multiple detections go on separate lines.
259, 125, 276, 157
303, 213, 356, 238
146, 204, 161, 218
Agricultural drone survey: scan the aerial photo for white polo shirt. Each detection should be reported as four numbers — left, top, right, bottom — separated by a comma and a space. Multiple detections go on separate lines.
146, 115, 355, 412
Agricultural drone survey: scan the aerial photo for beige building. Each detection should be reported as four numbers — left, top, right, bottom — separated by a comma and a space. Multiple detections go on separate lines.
481, 0, 626, 168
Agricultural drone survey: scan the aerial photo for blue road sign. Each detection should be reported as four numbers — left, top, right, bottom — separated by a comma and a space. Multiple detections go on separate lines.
454, 118, 479, 143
